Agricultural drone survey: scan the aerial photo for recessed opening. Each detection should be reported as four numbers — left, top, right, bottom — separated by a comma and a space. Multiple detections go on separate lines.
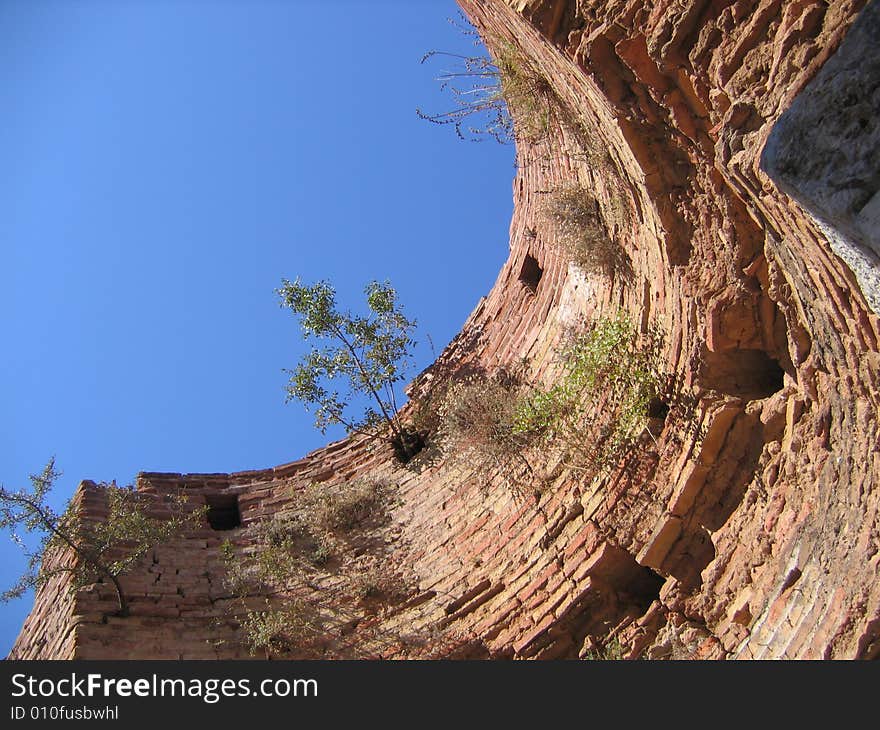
519, 254, 543, 292
646, 397, 670, 420
628, 566, 666, 612
537, 544, 666, 659
781, 567, 802, 593
700, 348, 786, 399
393, 427, 425, 464
205, 493, 241, 530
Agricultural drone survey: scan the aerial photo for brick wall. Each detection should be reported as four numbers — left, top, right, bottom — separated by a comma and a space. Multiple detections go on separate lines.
10, 0, 880, 660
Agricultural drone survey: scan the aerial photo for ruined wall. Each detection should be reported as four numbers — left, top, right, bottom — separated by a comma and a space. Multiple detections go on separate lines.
762, 1, 880, 312
10, 0, 880, 660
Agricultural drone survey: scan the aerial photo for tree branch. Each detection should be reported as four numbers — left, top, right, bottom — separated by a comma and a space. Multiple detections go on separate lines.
3, 493, 128, 615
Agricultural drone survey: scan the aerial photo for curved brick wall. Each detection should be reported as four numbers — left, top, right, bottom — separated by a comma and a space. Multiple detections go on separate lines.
10, 0, 880, 660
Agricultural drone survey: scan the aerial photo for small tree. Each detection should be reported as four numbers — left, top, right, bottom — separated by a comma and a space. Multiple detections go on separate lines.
277, 278, 422, 461
0, 458, 204, 617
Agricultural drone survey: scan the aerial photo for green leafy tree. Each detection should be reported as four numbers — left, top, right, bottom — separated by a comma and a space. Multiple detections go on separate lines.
277, 278, 422, 461
0, 458, 204, 616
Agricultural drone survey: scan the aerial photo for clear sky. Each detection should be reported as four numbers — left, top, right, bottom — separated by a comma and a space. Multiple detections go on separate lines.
0, 0, 514, 656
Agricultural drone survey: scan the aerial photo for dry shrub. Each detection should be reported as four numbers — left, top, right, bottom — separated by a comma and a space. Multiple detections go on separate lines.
542, 184, 621, 276
219, 516, 311, 596
216, 477, 396, 658
436, 372, 545, 497
350, 565, 409, 607
417, 23, 561, 145
304, 479, 386, 532
495, 41, 558, 143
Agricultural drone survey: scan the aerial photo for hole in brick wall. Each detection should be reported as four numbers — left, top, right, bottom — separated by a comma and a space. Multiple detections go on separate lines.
646, 397, 670, 420
780, 567, 802, 593
519, 254, 543, 292
544, 546, 666, 659
630, 566, 665, 611
700, 348, 786, 399
393, 428, 425, 464
206, 494, 241, 530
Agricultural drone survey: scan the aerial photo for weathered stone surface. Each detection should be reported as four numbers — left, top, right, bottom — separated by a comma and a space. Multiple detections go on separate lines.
762, 0, 880, 312
9, 0, 880, 660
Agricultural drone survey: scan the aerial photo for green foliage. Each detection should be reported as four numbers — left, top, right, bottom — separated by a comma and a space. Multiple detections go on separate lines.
561, 313, 660, 442
0, 459, 62, 604
220, 517, 308, 597
582, 637, 629, 660
219, 524, 319, 657
237, 599, 321, 657
437, 313, 663, 493
246, 517, 302, 584
308, 541, 332, 567
521, 312, 664, 473
219, 478, 389, 656
0, 458, 203, 616
67, 487, 200, 589
511, 386, 566, 437
219, 479, 387, 597
277, 278, 421, 461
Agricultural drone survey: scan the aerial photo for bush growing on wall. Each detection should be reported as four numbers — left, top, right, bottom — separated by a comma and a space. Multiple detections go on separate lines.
527, 312, 664, 474
417, 13, 560, 145
218, 478, 393, 657
436, 313, 664, 495
541, 184, 624, 277
436, 372, 545, 496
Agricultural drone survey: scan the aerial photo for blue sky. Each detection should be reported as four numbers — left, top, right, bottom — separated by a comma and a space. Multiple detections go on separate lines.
0, 0, 514, 655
